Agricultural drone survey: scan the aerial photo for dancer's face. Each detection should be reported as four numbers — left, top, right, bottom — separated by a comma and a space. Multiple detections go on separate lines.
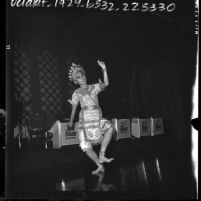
75, 72, 87, 85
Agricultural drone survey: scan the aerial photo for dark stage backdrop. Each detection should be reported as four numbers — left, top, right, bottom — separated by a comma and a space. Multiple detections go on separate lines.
8, 4, 196, 140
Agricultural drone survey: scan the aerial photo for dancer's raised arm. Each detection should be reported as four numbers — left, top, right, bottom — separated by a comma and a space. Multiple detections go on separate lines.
97, 60, 109, 89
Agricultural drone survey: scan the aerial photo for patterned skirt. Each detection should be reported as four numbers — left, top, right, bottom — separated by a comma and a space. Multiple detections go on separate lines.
76, 105, 113, 151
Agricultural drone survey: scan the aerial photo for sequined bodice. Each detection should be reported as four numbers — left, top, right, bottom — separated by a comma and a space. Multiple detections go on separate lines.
71, 83, 101, 108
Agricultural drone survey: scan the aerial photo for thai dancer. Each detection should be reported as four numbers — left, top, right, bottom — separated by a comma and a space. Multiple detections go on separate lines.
68, 60, 114, 175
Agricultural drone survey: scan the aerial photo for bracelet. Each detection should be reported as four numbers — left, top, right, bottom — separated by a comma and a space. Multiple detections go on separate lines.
99, 151, 105, 156
102, 68, 107, 72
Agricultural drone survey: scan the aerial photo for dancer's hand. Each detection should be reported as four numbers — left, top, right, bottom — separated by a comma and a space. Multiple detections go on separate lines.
97, 60, 106, 70
68, 99, 73, 105
68, 122, 73, 127
67, 122, 73, 130
98, 78, 103, 85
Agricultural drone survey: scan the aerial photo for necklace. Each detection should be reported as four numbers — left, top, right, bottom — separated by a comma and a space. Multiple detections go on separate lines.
81, 85, 89, 95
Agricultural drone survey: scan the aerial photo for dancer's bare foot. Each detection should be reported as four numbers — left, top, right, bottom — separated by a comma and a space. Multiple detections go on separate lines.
99, 154, 114, 164
92, 164, 105, 175
95, 171, 105, 183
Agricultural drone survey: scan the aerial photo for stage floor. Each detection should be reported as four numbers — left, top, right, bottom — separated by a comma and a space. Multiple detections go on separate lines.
6, 135, 196, 199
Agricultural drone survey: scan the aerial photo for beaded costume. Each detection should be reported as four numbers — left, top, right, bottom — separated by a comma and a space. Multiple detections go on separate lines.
71, 83, 113, 152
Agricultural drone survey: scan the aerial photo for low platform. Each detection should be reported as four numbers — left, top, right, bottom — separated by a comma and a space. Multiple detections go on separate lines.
12, 135, 172, 173
6, 135, 196, 199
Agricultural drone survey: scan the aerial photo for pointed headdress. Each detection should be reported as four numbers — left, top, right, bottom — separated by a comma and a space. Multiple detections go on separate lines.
68, 63, 85, 84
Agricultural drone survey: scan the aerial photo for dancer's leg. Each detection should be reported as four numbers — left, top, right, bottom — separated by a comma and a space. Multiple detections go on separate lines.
99, 127, 114, 163
85, 148, 104, 174
79, 129, 104, 174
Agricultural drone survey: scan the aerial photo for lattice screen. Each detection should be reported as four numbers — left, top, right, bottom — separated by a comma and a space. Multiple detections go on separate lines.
38, 50, 62, 115
13, 43, 33, 121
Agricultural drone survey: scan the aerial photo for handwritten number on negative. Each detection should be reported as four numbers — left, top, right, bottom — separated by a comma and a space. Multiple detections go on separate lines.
94, 0, 101, 9
86, 0, 94, 9
101, 1, 108, 10
150, 4, 157, 12
123, 3, 129, 11
141, 3, 149, 12
131, 2, 140, 11
167, 3, 176, 12
158, 3, 166, 11
74, 0, 82, 7
67, 0, 73, 7
108, 2, 114, 11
